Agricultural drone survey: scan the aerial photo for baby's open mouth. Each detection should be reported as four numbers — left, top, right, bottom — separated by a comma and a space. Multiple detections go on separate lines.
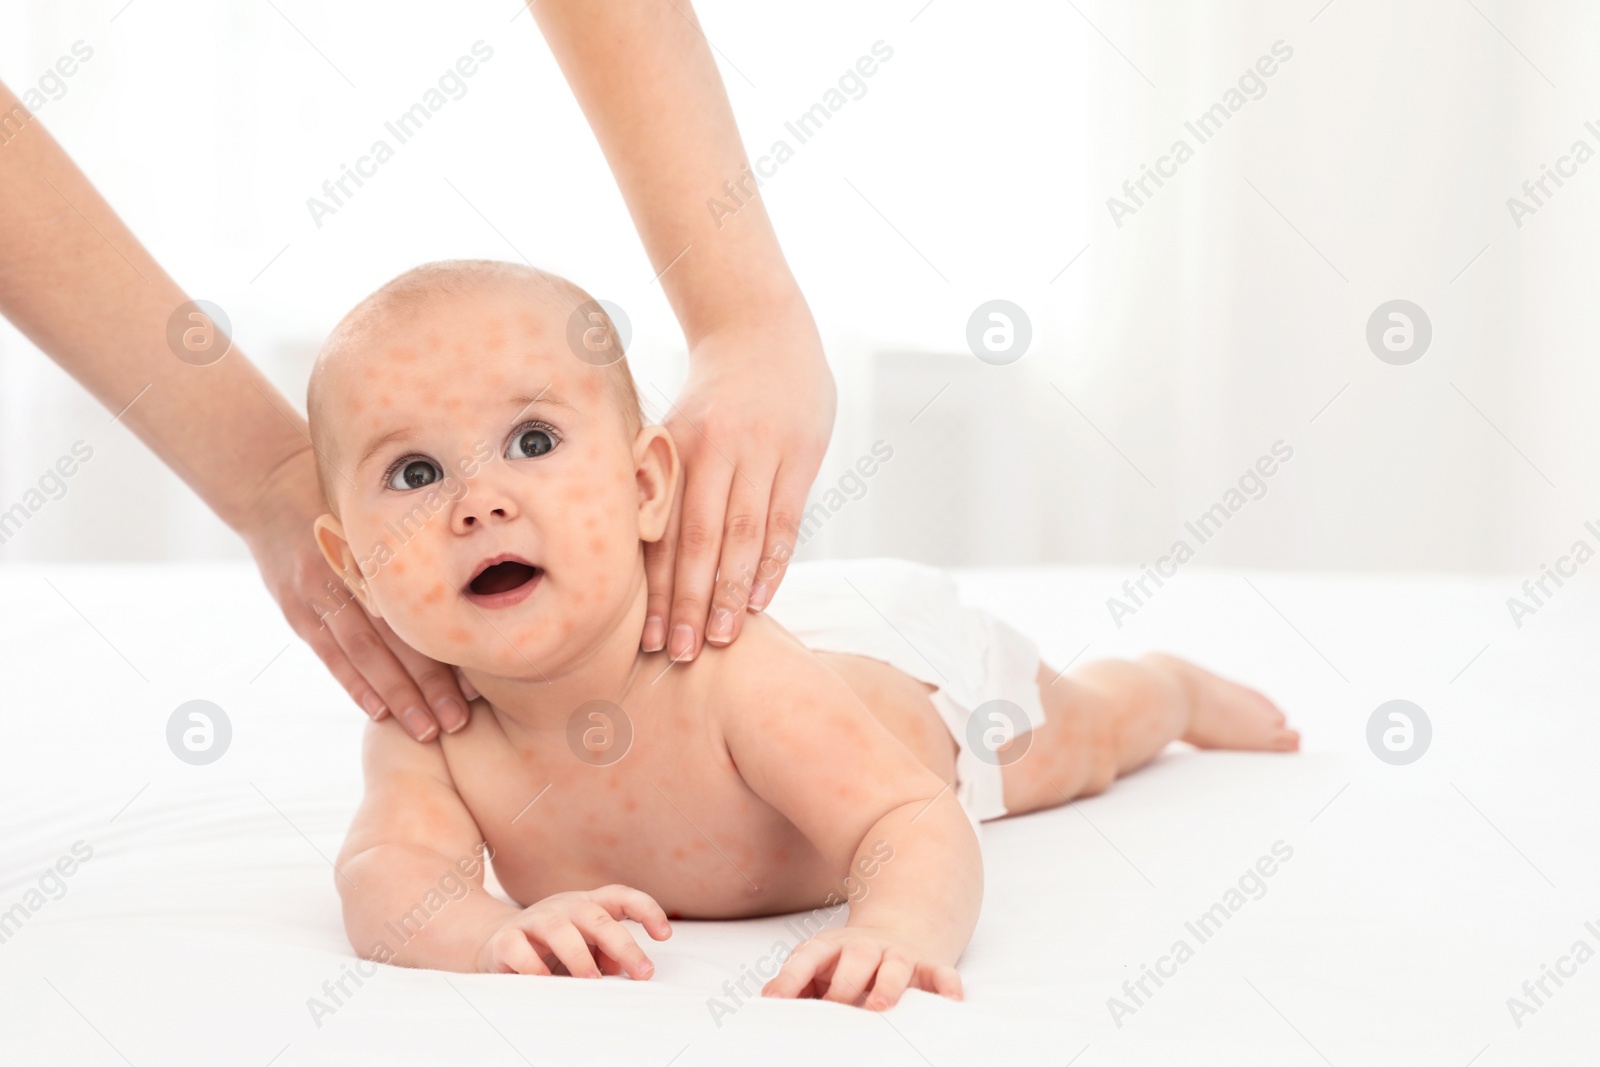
465, 556, 542, 601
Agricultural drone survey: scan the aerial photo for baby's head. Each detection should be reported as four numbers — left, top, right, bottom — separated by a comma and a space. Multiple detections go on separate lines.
307, 260, 677, 682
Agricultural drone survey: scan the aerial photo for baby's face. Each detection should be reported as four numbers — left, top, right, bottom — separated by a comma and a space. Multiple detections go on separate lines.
314, 285, 666, 680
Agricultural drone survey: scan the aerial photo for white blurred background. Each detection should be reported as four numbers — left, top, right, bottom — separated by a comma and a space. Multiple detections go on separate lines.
1, 0, 1595, 575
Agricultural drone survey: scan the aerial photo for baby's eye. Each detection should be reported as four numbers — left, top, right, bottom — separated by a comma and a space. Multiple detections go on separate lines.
507, 423, 558, 460
387, 458, 442, 491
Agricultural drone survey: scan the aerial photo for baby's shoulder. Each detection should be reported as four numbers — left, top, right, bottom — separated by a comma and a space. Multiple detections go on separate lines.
710, 608, 814, 675
360, 711, 458, 790
701, 611, 852, 723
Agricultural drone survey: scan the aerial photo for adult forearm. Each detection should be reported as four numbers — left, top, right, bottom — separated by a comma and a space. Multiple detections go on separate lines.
846, 797, 983, 964
531, 0, 806, 343
0, 79, 310, 535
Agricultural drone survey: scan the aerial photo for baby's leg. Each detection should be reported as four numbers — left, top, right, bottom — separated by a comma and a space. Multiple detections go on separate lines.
999, 654, 1298, 818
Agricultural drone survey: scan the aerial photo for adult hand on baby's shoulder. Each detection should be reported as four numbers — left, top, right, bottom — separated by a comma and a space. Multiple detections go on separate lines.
475, 884, 673, 980
762, 925, 963, 1010
241, 448, 471, 741
645, 299, 836, 662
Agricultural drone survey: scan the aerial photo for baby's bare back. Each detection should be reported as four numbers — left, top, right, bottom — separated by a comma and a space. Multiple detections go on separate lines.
434, 612, 957, 919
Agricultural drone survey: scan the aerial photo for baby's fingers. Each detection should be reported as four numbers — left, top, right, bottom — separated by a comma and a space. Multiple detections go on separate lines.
865, 954, 914, 1011
822, 942, 882, 1005
533, 916, 603, 979
762, 939, 839, 999
483, 929, 551, 976
912, 962, 964, 1001
575, 907, 656, 980
589, 884, 673, 941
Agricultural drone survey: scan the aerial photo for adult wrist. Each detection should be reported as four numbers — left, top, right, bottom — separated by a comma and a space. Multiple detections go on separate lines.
235, 443, 322, 547
683, 282, 814, 352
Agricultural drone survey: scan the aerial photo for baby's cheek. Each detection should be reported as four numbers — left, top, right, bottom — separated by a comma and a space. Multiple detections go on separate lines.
511, 619, 552, 648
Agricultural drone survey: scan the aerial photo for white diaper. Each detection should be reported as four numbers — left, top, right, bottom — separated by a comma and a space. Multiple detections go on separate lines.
762, 557, 1047, 829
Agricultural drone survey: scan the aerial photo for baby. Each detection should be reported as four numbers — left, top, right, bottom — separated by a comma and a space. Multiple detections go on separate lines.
309, 260, 1298, 1010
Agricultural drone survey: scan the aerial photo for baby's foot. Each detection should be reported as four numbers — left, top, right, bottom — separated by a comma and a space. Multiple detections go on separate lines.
1143, 653, 1299, 752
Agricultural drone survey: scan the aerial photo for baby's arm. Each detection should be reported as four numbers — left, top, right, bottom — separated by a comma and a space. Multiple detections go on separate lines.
718, 633, 982, 1008
338, 717, 670, 977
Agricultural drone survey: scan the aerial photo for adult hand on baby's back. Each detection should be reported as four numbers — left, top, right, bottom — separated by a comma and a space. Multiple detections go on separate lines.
762, 926, 963, 1011
243, 449, 471, 741
646, 302, 835, 661
475, 885, 673, 979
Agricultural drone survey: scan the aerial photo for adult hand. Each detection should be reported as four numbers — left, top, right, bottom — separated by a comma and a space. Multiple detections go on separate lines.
242, 448, 472, 740
644, 301, 835, 661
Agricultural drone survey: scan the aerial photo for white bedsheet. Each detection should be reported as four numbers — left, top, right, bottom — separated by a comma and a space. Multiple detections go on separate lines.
0, 562, 1594, 1065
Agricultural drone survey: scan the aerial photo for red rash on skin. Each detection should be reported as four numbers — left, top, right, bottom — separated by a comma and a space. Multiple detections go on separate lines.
589, 537, 607, 557
623, 799, 639, 813
446, 626, 471, 644
420, 583, 447, 605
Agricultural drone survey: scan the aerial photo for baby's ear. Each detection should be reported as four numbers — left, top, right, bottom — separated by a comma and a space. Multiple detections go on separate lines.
313, 513, 382, 618
633, 425, 679, 543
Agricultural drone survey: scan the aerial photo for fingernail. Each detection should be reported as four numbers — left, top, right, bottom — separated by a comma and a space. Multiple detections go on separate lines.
706, 608, 733, 642
749, 580, 770, 611
361, 692, 387, 720
642, 615, 666, 652
636, 961, 654, 978
433, 694, 468, 733
668, 623, 695, 660
402, 706, 438, 741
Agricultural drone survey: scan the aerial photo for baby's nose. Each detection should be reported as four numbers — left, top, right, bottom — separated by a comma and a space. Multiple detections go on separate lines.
452, 482, 520, 531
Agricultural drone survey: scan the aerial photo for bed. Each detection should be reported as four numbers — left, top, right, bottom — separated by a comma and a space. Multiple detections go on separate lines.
1, 561, 1593, 1065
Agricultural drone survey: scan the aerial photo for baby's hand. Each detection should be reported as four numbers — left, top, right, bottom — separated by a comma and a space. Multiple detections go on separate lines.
474, 884, 672, 980
761, 926, 963, 1010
